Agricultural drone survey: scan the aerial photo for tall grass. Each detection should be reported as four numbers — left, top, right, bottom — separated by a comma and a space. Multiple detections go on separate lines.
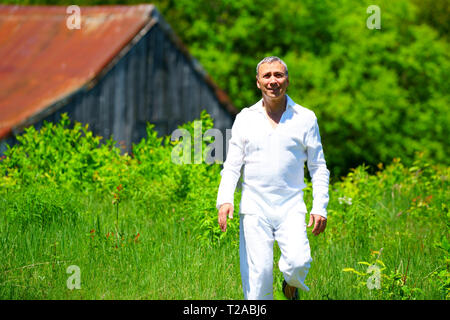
0, 166, 447, 300
0, 114, 448, 300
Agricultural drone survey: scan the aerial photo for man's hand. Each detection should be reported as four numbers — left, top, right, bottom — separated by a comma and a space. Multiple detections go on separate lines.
307, 214, 327, 236
218, 203, 234, 232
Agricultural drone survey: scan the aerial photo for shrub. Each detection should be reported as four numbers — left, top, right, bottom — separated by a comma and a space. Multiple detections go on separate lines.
0, 114, 136, 196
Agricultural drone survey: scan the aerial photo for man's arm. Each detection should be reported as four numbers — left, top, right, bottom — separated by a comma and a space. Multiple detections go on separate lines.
216, 114, 245, 232
305, 116, 330, 236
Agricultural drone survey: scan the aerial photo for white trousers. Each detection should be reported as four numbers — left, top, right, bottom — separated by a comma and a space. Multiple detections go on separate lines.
239, 210, 312, 300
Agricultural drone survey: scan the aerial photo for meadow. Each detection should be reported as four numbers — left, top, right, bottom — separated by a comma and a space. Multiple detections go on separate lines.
0, 113, 448, 300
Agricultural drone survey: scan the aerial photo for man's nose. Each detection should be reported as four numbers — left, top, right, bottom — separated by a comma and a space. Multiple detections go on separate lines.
269, 76, 279, 86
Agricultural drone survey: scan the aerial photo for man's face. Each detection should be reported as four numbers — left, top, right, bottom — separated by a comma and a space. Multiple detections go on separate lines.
256, 62, 289, 99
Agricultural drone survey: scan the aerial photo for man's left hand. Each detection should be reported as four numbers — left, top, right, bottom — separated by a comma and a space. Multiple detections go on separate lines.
307, 214, 327, 236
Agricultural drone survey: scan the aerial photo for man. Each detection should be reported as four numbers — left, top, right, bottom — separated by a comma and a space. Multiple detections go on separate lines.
216, 56, 330, 300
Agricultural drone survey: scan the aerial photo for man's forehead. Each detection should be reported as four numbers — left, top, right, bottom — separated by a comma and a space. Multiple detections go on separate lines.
258, 62, 286, 74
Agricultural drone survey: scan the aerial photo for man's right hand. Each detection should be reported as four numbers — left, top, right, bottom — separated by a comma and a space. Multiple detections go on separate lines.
218, 203, 234, 232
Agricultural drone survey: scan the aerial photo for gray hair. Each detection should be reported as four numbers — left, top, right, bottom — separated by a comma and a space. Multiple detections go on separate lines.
256, 56, 288, 77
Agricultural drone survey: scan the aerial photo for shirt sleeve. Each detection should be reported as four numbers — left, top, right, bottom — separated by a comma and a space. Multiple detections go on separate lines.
305, 116, 330, 218
216, 113, 245, 209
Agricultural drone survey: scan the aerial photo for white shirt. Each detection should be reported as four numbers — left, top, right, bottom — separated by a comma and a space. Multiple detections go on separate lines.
216, 95, 330, 220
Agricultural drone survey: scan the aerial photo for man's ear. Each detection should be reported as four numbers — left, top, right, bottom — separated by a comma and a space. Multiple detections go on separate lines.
256, 77, 261, 89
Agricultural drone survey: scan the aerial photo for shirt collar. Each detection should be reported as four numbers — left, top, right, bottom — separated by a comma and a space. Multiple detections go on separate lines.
257, 94, 295, 113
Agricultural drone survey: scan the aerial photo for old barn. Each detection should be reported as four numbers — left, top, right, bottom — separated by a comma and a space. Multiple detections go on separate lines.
0, 4, 237, 154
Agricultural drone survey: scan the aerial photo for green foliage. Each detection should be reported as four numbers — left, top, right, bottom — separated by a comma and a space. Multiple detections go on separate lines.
147, 0, 449, 176
327, 154, 449, 240
343, 249, 424, 299
165, 111, 239, 247
412, 0, 450, 39
3, 0, 448, 175
1, 111, 448, 299
431, 236, 450, 299
0, 111, 236, 247
332, 154, 449, 299
0, 114, 135, 196
0, 183, 82, 228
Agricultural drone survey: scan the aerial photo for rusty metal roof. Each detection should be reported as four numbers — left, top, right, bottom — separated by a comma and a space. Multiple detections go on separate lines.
0, 4, 237, 140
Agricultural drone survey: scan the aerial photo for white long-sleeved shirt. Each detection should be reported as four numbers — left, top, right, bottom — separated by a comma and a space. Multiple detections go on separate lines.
216, 95, 330, 220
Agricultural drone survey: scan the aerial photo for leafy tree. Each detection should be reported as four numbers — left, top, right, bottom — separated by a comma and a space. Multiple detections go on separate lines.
2, 0, 448, 176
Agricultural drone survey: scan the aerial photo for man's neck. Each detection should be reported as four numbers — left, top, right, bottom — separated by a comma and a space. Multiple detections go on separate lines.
262, 95, 287, 116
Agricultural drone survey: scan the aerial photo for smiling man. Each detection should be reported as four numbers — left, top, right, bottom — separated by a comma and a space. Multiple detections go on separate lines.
216, 56, 330, 300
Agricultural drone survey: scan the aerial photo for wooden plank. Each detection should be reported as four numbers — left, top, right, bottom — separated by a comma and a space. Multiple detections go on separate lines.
99, 68, 112, 140
113, 60, 127, 148
147, 27, 157, 122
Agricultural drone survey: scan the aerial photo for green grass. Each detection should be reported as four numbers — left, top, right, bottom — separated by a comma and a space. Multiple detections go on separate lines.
0, 134, 448, 300
0, 193, 244, 299
0, 185, 446, 300
0, 111, 447, 300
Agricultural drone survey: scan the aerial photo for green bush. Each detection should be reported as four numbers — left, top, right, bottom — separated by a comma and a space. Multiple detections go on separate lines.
10, 0, 449, 176
0, 110, 448, 299
0, 114, 136, 195
155, 0, 450, 176
0, 111, 238, 246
